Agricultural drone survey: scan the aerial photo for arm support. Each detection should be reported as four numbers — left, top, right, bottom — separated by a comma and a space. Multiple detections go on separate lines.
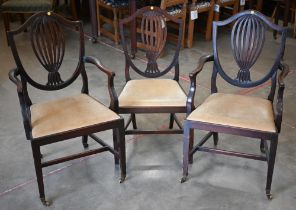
83, 56, 118, 111
186, 54, 214, 116
275, 63, 289, 133
9, 68, 32, 139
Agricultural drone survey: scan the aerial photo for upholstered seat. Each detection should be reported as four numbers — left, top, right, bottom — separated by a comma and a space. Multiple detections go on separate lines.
118, 79, 187, 108
31, 94, 120, 139
0, 0, 52, 12
187, 93, 276, 133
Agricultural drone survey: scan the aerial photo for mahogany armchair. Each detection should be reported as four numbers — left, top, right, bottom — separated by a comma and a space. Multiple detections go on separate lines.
117, 6, 187, 136
181, 10, 289, 199
8, 12, 126, 206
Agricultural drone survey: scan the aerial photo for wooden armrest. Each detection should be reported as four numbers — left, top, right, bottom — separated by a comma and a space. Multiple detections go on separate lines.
278, 63, 289, 87
275, 63, 289, 132
9, 68, 23, 92
8, 68, 32, 139
189, 54, 214, 80
186, 54, 214, 116
83, 56, 118, 111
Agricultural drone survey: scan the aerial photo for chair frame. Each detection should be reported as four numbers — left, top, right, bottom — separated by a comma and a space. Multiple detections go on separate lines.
187, 0, 215, 48
116, 6, 186, 135
8, 12, 126, 206
181, 10, 289, 200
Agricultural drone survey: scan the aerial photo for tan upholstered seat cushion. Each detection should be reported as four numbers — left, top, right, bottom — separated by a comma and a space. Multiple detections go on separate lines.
187, 93, 276, 133
118, 79, 187, 108
31, 94, 120, 139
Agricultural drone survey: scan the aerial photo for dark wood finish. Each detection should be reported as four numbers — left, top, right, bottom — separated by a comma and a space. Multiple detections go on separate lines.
8, 12, 126, 206
181, 10, 289, 200
187, 0, 215, 48
120, 6, 183, 80
117, 6, 186, 135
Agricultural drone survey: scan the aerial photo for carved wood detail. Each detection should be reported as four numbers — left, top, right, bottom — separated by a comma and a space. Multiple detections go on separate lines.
141, 11, 167, 76
30, 15, 65, 86
231, 14, 265, 83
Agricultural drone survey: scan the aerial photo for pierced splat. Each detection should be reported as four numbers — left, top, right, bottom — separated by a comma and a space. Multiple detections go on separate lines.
141, 11, 167, 76
30, 15, 65, 86
231, 14, 265, 83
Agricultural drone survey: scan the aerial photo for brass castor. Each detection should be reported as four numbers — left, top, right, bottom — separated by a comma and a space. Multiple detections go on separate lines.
266, 190, 273, 200
180, 176, 187, 183
120, 174, 126, 183
40, 198, 51, 206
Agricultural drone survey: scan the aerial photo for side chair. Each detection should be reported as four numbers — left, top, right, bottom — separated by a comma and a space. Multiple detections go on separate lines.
115, 6, 188, 137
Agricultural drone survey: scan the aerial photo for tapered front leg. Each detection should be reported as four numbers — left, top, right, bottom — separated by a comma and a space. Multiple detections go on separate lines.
189, 129, 194, 164
31, 142, 50, 206
266, 138, 278, 200
181, 123, 190, 183
118, 121, 126, 183
113, 128, 119, 165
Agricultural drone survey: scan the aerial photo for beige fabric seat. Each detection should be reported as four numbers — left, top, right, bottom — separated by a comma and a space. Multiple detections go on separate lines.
118, 79, 187, 108
187, 93, 276, 133
31, 94, 120, 139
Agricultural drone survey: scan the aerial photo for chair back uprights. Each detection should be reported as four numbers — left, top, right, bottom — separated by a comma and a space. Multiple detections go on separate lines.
8, 12, 88, 92
119, 6, 183, 80
212, 10, 287, 93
